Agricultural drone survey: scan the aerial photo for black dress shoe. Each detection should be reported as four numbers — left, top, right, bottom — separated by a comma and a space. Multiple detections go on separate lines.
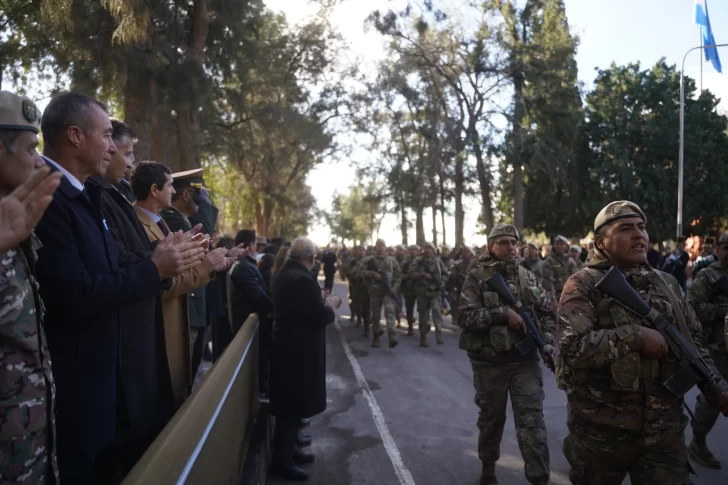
297, 431, 312, 447
299, 418, 311, 428
292, 448, 315, 465
270, 463, 309, 481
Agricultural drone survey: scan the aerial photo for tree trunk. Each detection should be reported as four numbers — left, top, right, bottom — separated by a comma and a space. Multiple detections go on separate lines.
400, 198, 408, 246
472, 136, 494, 230
255, 198, 266, 238
262, 196, 273, 239
175, 102, 202, 171
415, 205, 425, 246
431, 204, 437, 245
454, 154, 465, 248
124, 59, 154, 161
512, 69, 525, 230
439, 174, 446, 247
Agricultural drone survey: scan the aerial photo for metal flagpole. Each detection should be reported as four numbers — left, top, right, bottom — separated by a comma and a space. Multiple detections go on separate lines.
678, 43, 728, 238
700, 30, 703, 91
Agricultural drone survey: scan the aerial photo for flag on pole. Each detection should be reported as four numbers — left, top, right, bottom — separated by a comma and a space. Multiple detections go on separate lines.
695, 0, 722, 73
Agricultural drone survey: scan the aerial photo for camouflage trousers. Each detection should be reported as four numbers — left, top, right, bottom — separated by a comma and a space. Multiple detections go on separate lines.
564, 415, 689, 485
416, 294, 442, 335
402, 291, 416, 328
691, 349, 728, 436
470, 358, 549, 483
369, 292, 396, 334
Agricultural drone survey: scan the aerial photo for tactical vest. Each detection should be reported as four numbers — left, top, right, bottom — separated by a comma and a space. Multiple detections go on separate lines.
548, 254, 572, 293
556, 268, 682, 394
459, 263, 543, 363
413, 257, 444, 297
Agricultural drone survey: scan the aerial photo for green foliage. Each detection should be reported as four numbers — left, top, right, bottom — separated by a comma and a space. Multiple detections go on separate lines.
326, 184, 385, 245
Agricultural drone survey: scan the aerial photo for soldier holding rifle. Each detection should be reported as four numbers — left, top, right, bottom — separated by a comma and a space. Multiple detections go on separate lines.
458, 223, 556, 485
558, 201, 728, 485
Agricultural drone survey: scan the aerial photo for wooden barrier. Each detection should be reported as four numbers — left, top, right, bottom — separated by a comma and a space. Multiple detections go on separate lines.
123, 315, 261, 485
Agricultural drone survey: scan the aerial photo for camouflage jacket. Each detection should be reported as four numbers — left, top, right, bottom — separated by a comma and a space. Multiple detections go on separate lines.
1, 236, 59, 483
688, 262, 728, 351
397, 255, 416, 293
692, 254, 717, 279
542, 253, 578, 295
355, 254, 401, 296
573, 258, 586, 271
341, 257, 363, 285
409, 256, 448, 298
520, 257, 543, 284
458, 257, 555, 363
446, 259, 470, 299
558, 253, 716, 433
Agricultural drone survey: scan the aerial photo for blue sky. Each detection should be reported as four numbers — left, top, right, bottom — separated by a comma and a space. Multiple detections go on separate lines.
262, 0, 728, 245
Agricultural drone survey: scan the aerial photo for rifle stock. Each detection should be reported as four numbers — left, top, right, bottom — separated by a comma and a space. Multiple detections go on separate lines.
484, 272, 555, 372
595, 266, 728, 398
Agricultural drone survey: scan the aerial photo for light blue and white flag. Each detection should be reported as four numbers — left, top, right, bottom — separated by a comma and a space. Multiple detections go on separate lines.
695, 0, 722, 73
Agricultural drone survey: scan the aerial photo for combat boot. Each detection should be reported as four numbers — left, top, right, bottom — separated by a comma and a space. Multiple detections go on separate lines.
480, 463, 497, 484
372, 332, 381, 348
355, 315, 362, 328
407, 326, 413, 336
388, 331, 398, 348
435, 330, 444, 345
689, 434, 721, 469
419, 333, 429, 348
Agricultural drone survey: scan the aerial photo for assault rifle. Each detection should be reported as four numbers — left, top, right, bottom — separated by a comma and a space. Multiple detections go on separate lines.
712, 274, 728, 296
485, 272, 555, 371
369, 261, 401, 310
431, 272, 454, 315
595, 266, 728, 400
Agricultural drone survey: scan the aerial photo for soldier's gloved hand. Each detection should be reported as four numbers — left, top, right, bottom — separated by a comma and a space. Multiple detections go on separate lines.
640, 327, 668, 358
506, 308, 526, 334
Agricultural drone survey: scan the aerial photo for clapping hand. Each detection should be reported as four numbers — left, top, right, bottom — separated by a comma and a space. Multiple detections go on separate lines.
0, 167, 62, 254
325, 294, 342, 310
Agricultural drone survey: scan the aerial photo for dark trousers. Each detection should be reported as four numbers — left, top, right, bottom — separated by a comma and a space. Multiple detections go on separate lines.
324, 271, 335, 292
273, 417, 300, 466
403, 292, 416, 326
190, 327, 208, 378
211, 316, 234, 362
259, 318, 272, 395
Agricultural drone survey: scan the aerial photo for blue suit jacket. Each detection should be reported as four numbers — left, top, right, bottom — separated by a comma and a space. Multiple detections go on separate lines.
34, 161, 162, 484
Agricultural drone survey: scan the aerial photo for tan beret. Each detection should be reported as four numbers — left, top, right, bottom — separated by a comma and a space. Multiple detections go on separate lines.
719, 233, 728, 246
0, 91, 39, 133
526, 241, 539, 250
462, 246, 476, 256
395, 244, 405, 251
594, 200, 646, 232
553, 235, 569, 246
488, 223, 520, 243
408, 245, 419, 251
569, 245, 581, 253
424, 242, 437, 251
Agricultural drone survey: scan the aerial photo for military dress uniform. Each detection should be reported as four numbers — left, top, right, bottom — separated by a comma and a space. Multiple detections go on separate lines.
410, 243, 449, 347
542, 235, 578, 304
686, 232, 728, 468
355, 250, 401, 348
0, 92, 59, 484
458, 224, 555, 485
558, 201, 727, 485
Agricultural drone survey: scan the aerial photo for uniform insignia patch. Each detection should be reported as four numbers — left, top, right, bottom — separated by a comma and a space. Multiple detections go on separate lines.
612, 206, 622, 215
22, 100, 37, 123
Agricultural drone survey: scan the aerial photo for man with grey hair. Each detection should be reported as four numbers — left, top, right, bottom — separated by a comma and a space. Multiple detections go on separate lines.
270, 237, 341, 481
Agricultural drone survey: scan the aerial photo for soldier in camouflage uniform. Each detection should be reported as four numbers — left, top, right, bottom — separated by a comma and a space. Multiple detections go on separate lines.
343, 246, 370, 333
569, 245, 586, 270
0, 92, 60, 484
558, 201, 728, 485
446, 246, 476, 327
692, 236, 716, 279
355, 239, 401, 348
440, 244, 453, 269
542, 234, 578, 305
394, 245, 407, 327
458, 224, 555, 485
410, 242, 449, 347
686, 232, 728, 469
520, 242, 543, 283
399, 245, 419, 336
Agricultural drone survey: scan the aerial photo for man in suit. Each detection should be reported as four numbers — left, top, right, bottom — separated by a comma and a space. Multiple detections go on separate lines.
84, 120, 175, 472
33, 92, 206, 484
162, 169, 217, 379
132, 161, 231, 407
270, 238, 342, 481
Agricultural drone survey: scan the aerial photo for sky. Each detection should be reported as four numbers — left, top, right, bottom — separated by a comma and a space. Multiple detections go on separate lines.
265, 0, 728, 246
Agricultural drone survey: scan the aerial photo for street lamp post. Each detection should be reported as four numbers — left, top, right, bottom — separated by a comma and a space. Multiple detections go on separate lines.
678, 43, 728, 238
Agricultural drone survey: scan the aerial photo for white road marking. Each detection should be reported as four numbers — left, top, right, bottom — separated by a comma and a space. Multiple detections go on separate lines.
334, 319, 417, 485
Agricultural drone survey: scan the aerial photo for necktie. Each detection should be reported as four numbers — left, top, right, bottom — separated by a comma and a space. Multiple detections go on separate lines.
156, 220, 169, 237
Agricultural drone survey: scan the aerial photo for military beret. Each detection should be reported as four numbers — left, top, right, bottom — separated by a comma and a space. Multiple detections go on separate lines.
424, 242, 437, 251
552, 235, 569, 246
375, 238, 386, 246
0, 91, 39, 133
526, 241, 540, 250
569, 245, 582, 253
462, 246, 476, 256
719, 233, 728, 247
408, 245, 419, 251
594, 200, 646, 233
256, 236, 267, 245
394, 244, 405, 251
488, 223, 520, 243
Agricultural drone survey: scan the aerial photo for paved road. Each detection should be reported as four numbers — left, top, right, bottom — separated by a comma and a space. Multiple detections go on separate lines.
269, 278, 728, 485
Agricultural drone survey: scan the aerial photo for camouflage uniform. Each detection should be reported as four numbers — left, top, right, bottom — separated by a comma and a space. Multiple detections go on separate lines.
410, 252, 449, 346
343, 254, 370, 333
687, 259, 728, 467
355, 253, 401, 348
395, 250, 407, 327
557, 201, 722, 485
458, 224, 555, 485
399, 253, 418, 336
542, 250, 578, 303
446, 257, 471, 327
520, 257, 544, 284
1, 236, 59, 484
